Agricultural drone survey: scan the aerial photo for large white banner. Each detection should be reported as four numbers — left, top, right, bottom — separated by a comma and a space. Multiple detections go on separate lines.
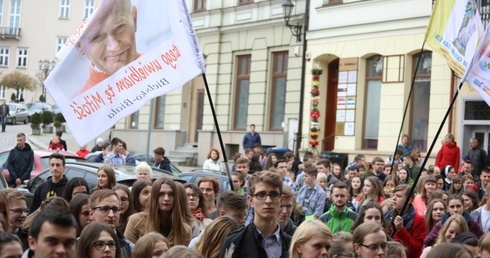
46, 0, 205, 145
463, 26, 490, 107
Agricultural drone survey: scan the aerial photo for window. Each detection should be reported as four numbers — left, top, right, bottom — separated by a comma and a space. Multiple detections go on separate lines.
154, 95, 166, 129
234, 55, 251, 130
0, 48, 9, 66
194, 0, 205, 11
83, 0, 94, 19
9, 0, 20, 35
130, 111, 139, 129
0, 86, 6, 99
0, 0, 4, 26
270, 51, 288, 130
56, 37, 67, 52
239, 0, 253, 4
16, 48, 27, 67
362, 55, 382, 149
410, 52, 432, 152
60, 0, 70, 18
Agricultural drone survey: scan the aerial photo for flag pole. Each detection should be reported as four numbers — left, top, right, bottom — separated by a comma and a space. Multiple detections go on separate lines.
201, 73, 234, 191
390, 80, 463, 237
389, 42, 426, 171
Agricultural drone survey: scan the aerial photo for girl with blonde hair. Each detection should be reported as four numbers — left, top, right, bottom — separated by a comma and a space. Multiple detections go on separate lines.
289, 219, 333, 258
132, 232, 169, 258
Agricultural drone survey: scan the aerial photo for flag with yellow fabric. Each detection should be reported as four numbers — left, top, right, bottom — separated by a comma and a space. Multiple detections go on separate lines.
424, 0, 484, 77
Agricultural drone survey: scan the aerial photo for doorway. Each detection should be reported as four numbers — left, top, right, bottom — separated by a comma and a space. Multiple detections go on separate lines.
323, 58, 339, 151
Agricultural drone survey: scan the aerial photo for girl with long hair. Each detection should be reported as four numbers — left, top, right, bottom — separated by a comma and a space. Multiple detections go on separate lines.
131, 180, 152, 212
357, 176, 385, 212
93, 165, 116, 191
424, 198, 447, 233
195, 216, 238, 258
413, 175, 437, 216
113, 185, 134, 234
125, 177, 193, 246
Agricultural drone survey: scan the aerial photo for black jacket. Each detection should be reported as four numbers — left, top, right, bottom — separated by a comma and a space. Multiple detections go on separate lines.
30, 175, 68, 212
6, 143, 34, 186
153, 157, 172, 172
219, 222, 291, 258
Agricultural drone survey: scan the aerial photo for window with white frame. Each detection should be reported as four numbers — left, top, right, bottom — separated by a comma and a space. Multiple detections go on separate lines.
0, 48, 9, 66
0, 86, 6, 100
56, 37, 67, 52
9, 0, 21, 35
84, 0, 94, 19
60, 0, 70, 18
16, 48, 27, 67
0, 0, 4, 26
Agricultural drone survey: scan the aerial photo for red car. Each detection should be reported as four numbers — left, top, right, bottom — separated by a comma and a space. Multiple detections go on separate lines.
1, 149, 86, 181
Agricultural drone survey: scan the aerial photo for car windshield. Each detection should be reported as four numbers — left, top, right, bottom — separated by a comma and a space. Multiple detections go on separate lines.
7, 104, 16, 111
29, 103, 46, 109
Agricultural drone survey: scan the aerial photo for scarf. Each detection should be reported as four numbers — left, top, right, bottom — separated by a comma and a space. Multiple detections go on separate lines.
385, 204, 416, 232
192, 207, 205, 221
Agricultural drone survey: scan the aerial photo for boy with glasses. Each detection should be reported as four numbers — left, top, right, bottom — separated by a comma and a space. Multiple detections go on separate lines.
2, 188, 28, 250
220, 171, 291, 258
89, 189, 134, 258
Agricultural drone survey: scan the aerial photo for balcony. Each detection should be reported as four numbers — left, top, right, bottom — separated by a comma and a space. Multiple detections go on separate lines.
0, 27, 20, 39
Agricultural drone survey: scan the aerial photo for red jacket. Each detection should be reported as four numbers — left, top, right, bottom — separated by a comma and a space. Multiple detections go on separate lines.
393, 213, 427, 258
436, 141, 460, 170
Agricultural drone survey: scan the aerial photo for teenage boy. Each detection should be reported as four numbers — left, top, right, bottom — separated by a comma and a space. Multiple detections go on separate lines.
90, 189, 133, 258
296, 166, 326, 219
220, 171, 290, 258
30, 153, 68, 212
27, 208, 77, 258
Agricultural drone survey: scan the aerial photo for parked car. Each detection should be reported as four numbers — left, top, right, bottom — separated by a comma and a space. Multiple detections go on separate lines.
27, 102, 53, 121
7, 103, 28, 124
0, 168, 34, 211
84, 152, 182, 175
0, 149, 86, 181
178, 169, 231, 193
23, 162, 185, 194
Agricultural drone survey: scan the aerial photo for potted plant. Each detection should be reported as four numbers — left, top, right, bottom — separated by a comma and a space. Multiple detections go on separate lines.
30, 112, 41, 135
41, 111, 54, 134
54, 113, 66, 132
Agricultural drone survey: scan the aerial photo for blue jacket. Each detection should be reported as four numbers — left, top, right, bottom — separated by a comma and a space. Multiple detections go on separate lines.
242, 132, 261, 149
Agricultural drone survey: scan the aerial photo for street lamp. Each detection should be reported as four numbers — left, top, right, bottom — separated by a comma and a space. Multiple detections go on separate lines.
282, 0, 311, 159
282, 0, 302, 42
38, 59, 56, 103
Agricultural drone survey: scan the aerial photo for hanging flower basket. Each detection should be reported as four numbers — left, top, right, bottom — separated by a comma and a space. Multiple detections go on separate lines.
309, 68, 323, 151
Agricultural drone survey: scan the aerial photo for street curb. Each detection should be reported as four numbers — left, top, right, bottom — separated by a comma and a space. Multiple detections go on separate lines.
26, 134, 50, 150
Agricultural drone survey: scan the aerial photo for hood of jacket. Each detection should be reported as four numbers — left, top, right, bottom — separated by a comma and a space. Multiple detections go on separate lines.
15, 142, 32, 152
47, 175, 68, 188
441, 210, 471, 225
445, 141, 457, 149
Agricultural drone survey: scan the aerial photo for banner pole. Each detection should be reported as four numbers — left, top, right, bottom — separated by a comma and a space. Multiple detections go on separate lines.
390, 80, 463, 237
389, 42, 425, 172
201, 73, 234, 191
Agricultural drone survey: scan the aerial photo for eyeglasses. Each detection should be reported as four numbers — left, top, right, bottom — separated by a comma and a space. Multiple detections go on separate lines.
120, 197, 129, 203
9, 209, 28, 214
186, 193, 198, 199
92, 240, 116, 251
253, 191, 281, 200
360, 242, 388, 251
92, 206, 121, 214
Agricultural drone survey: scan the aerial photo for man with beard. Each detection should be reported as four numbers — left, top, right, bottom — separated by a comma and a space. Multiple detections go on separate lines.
318, 181, 357, 233
89, 189, 133, 258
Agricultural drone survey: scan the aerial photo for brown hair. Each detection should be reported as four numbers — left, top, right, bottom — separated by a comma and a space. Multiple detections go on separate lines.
132, 232, 169, 258
206, 148, 220, 160
248, 170, 283, 197
76, 222, 121, 258
89, 189, 119, 209
195, 216, 238, 258
93, 165, 116, 190
146, 177, 192, 246
197, 177, 220, 195
424, 198, 447, 232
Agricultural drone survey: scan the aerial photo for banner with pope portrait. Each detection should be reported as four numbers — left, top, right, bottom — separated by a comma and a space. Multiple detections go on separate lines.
45, 0, 205, 145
